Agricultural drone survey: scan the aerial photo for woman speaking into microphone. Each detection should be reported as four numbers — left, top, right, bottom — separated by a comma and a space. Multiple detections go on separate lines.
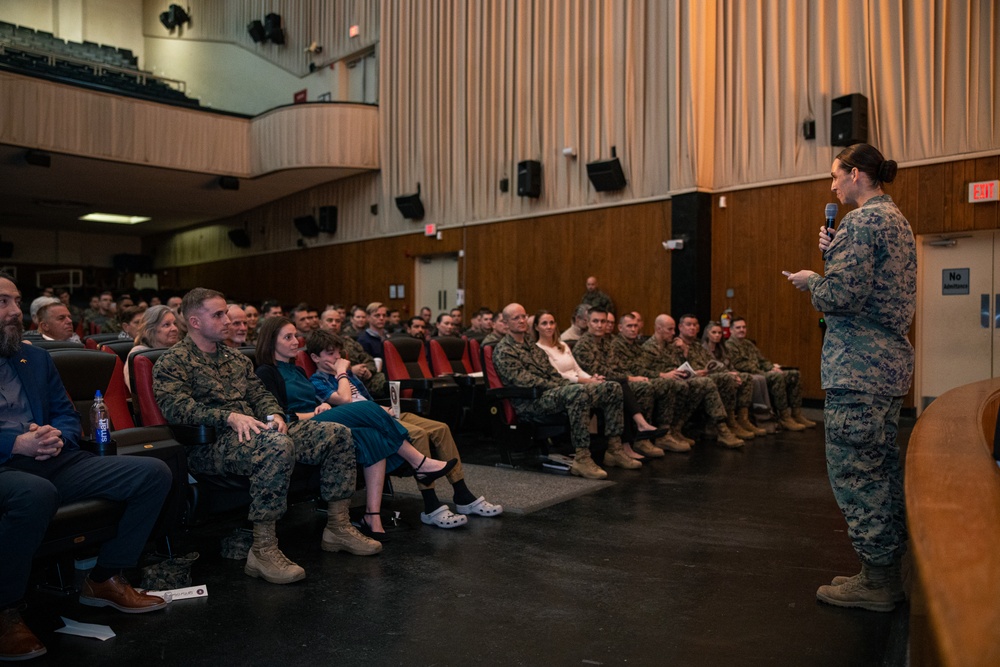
785, 143, 916, 612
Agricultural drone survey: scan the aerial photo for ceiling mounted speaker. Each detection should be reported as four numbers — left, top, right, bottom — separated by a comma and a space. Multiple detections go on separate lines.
25, 151, 51, 168
0, 241, 12, 259
219, 176, 240, 190
228, 229, 251, 248
264, 13, 285, 45
294, 215, 320, 237
247, 20, 266, 43
586, 158, 627, 192
831, 93, 869, 146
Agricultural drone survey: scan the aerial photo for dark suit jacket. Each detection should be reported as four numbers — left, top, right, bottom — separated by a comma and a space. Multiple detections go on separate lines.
356, 329, 386, 360
0, 343, 81, 464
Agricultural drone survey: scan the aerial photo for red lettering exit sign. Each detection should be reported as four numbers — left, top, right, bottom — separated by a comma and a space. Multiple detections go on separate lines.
968, 180, 1000, 203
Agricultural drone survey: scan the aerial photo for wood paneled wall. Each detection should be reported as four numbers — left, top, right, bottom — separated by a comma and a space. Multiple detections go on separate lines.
164, 199, 674, 336
712, 156, 1000, 403
162, 155, 1000, 405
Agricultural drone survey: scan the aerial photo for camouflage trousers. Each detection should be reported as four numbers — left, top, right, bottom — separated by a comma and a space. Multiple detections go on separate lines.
186, 419, 357, 522
365, 371, 388, 399
824, 389, 907, 567
517, 381, 624, 450
708, 372, 753, 413
399, 412, 463, 490
763, 369, 802, 412
629, 378, 677, 427
672, 376, 720, 423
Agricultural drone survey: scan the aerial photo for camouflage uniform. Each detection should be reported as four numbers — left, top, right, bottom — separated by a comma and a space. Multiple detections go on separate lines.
493, 334, 623, 450
481, 332, 503, 347
609, 334, 682, 427
342, 335, 388, 398
681, 338, 752, 413
726, 337, 803, 412
643, 336, 728, 423
580, 289, 614, 313
806, 194, 916, 567
572, 333, 656, 422
153, 337, 357, 522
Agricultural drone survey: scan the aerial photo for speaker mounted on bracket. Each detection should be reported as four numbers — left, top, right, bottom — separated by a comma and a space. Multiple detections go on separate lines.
395, 183, 425, 220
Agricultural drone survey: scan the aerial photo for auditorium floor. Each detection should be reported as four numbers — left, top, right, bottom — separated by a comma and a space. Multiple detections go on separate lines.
24, 411, 912, 666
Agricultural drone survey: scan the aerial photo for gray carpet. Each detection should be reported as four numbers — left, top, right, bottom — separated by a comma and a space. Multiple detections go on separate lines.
391, 462, 615, 515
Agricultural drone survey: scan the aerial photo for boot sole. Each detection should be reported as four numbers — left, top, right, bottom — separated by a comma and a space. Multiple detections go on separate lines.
321, 540, 382, 555
244, 564, 306, 585
815, 588, 895, 612
570, 467, 608, 480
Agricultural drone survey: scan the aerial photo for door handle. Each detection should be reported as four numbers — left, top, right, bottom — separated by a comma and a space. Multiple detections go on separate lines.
983, 294, 991, 328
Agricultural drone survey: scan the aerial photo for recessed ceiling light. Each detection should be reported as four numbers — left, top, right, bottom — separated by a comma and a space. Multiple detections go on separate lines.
79, 213, 151, 225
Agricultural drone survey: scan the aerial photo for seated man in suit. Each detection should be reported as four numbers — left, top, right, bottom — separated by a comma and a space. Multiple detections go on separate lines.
493, 303, 628, 479
0, 272, 172, 661
356, 302, 388, 360
35, 301, 82, 343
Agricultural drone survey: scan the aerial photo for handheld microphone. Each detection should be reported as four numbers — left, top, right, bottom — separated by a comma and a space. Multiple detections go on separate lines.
824, 203, 838, 240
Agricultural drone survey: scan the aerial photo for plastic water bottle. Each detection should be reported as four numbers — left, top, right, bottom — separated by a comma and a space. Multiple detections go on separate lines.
91, 390, 111, 443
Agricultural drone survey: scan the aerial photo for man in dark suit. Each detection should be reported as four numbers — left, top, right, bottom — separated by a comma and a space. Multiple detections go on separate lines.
0, 272, 172, 662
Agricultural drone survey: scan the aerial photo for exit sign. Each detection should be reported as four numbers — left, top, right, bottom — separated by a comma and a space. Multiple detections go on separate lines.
969, 180, 1000, 203
424, 223, 436, 236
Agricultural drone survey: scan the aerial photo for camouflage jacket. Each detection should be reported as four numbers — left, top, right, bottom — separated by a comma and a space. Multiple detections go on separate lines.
153, 336, 281, 429
481, 332, 503, 347
342, 335, 378, 376
581, 289, 614, 313
610, 334, 657, 377
493, 334, 569, 396
807, 194, 916, 395
678, 336, 724, 373
726, 337, 772, 373
572, 333, 626, 380
642, 336, 684, 373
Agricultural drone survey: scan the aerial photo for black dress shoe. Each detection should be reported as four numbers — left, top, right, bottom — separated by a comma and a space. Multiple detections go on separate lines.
412, 457, 457, 484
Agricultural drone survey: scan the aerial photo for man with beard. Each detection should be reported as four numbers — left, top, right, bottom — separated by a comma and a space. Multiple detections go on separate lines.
0, 272, 172, 661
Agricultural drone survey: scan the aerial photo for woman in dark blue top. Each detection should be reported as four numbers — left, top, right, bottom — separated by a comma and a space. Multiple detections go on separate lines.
255, 317, 456, 537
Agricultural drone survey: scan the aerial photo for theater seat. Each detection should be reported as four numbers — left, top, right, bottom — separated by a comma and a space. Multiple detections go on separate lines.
383, 338, 462, 427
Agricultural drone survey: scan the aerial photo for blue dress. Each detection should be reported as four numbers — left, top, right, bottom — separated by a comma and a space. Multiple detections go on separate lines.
277, 362, 408, 471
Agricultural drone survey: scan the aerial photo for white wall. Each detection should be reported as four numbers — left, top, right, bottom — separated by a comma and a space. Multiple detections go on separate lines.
143, 36, 375, 114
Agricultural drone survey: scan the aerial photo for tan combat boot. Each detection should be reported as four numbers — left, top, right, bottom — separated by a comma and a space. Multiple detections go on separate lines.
737, 407, 767, 436
603, 436, 642, 469
727, 414, 756, 440
779, 408, 807, 431
791, 407, 818, 428
831, 560, 906, 602
570, 447, 608, 479
245, 521, 306, 584
655, 432, 691, 453
322, 499, 382, 555
671, 422, 696, 446
632, 438, 665, 458
816, 563, 896, 612
715, 422, 744, 448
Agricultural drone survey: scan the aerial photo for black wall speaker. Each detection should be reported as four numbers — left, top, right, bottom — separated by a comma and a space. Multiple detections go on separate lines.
228, 229, 251, 248
219, 176, 240, 190
294, 215, 320, 237
264, 13, 285, 44
395, 193, 425, 220
318, 206, 338, 234
517, 160, 541, 198
586, 158, 627, 192
831, 93, 868, 146
247, 20, 265, 43
0, 241, 12, 259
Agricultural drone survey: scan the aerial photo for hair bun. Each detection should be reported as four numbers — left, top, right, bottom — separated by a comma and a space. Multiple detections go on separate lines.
878, 159, 898, 184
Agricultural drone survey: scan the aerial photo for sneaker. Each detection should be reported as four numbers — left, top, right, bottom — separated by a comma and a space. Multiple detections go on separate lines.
245, 544, 306, 584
